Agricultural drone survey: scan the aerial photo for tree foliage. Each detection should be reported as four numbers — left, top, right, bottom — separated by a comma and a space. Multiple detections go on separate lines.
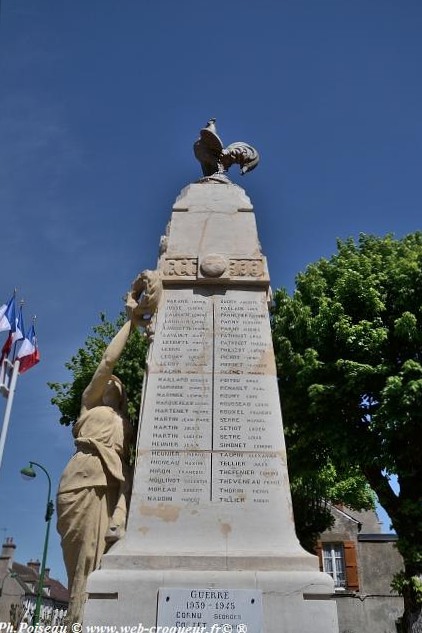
48, 312, 148, 428
271, 232, 422, 631
288, 455, 374, 553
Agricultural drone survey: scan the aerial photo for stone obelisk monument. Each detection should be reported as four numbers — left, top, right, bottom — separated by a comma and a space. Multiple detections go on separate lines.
84, 121, 339, 633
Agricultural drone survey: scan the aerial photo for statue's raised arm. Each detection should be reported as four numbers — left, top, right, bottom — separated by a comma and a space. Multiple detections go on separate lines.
81, 319, 134, 413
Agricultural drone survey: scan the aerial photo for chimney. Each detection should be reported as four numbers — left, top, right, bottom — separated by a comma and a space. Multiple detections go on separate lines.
0, 537, 16, 573
27, 560, 41, 575
1, 537, 16, 558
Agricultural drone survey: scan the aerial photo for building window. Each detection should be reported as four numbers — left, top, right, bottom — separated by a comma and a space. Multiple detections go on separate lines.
316, 540, 359, 591
322, 543, 346, 588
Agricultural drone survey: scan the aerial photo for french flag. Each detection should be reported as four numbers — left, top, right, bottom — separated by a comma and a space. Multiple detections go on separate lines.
13, 304, 25, 344
0, 295, 16, 333
0, 296, 22, 363
17, 323, 40, 374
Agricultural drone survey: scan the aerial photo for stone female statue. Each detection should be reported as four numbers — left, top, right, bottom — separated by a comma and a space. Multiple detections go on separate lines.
57, 313, 137, 625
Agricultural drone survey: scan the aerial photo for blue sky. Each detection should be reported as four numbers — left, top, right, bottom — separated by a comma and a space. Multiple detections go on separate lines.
0, 1, 421, 585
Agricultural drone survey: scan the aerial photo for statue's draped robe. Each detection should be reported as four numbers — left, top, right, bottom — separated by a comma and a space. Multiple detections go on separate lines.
57, 406, 131, 624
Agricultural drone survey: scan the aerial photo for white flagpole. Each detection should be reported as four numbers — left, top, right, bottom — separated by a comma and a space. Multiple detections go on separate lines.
0, 358, 20, 471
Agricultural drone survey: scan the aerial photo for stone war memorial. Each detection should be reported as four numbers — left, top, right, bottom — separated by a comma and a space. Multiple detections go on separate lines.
76, 120, 339, 632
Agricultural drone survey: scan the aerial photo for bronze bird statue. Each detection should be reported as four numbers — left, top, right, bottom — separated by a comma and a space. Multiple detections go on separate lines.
193, 118, 259, 178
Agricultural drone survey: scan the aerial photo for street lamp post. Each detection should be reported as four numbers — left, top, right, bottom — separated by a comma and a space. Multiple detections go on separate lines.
20, 462, 54, 626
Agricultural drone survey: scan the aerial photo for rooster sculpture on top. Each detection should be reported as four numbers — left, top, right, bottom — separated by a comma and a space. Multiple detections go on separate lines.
193, 118, 259, 178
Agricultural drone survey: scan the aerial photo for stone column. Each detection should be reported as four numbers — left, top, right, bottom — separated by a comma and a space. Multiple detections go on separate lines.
84, 181, 339, 633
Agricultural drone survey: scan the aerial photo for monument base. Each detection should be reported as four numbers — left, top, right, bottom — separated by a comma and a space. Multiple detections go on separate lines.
84, 567, 339, 633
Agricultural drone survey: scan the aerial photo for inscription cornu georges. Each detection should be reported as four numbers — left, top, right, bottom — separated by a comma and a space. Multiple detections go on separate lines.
140, 290, 283, 506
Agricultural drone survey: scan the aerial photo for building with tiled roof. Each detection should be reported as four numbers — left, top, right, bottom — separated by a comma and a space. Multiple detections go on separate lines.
0, 537, 68, 625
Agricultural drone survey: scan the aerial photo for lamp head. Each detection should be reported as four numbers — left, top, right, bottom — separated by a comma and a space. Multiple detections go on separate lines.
20, 464, 36, 480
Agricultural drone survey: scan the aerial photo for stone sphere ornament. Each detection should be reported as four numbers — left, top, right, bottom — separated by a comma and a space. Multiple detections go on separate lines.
200, 254, 228, 277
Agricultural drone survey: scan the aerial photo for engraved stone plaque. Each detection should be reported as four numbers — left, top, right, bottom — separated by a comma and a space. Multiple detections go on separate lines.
126, 285, 304, 557
157, 588, 263, 633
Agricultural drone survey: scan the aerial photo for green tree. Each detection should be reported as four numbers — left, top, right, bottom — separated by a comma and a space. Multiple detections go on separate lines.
271, 232, 422, 633
49, 312, 148, 428
288, 450, 374, 553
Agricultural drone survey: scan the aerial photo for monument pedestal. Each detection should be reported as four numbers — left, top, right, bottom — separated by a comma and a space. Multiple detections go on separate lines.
84, 181, 339, 632
86, 569, 337, 632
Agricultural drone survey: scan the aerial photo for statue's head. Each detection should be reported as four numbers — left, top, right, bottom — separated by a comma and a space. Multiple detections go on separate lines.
103, 375, 127, 413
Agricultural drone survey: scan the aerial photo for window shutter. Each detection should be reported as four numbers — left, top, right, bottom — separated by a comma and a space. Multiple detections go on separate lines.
315, 541, 323, 571
343, 540, 359, 591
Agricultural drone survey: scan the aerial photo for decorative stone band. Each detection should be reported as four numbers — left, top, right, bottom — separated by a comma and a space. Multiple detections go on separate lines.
229, 259, 266, 278
161, 257, 269, 285
162, 258, 198, 278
